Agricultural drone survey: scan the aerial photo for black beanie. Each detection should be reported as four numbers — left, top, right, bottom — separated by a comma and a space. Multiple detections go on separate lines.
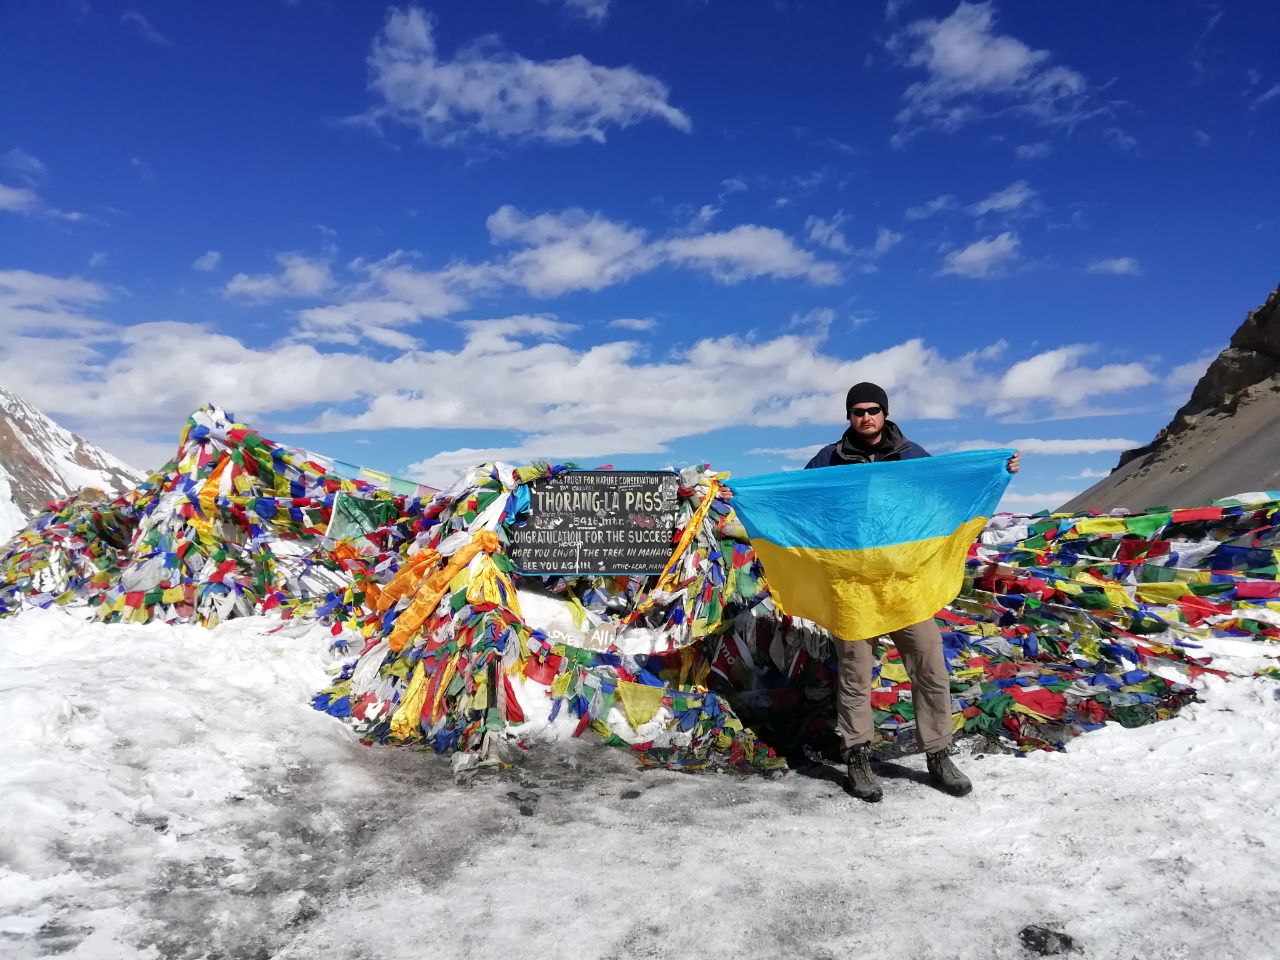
845, 382, 888, 416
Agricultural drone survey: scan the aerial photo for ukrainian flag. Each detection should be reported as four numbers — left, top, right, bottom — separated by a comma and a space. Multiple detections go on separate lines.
729, 450, 1013, 641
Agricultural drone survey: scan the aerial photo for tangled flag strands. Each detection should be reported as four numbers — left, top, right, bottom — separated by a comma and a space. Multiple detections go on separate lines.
1, 405, 1278, 774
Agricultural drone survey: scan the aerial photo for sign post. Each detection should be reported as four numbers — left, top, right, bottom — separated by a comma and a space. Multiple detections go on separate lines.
508, 471, 680, 575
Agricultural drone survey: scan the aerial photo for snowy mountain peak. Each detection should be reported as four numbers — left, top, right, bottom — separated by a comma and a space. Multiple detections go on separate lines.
0, 387, 144, 542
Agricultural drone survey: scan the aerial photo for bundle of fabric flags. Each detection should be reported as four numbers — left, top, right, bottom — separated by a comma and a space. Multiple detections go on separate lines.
2, 406, 1277, 774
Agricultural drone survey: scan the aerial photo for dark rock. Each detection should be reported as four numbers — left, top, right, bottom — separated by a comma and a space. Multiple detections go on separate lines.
1019, 924, 1076, 955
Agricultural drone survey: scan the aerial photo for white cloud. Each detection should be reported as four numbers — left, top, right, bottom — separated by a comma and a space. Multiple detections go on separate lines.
888, 2, 1092, 143
0, 270, 110, 337
609, 317, 656, 331
1015, 141, 1051, 160
360, 6, 690, 146
1104, 127, 1138, 151
1071, 467, 1110, 479
193, 251, 221, 272
868, 227, 903, 255
1166, 351, 1216, 394
1192, 128, 1212, 147
0, 183, 39, 215
1086, 256, 1142, 276
749, 445, 824, 462
939, 231, 1019, 278
293, 300, 428, 351
998, 489, 1082, 512
219, 206, 838, 349
946, 437, 1140, 455
559, 0, 610, 23
685, 204, 719, 232
1249, 82, 1280, 110
968, 180, 1036, 216
0, 182, 84, 222
88, 252, 108, 268
991, 344, 1156, 415
121, 10, 174, 46
664, 225, 841, 285
719, 176, 748, 197
224, 254, 335, 300
2, 148, 47, 182
488, 205, 657, 295
905, 194, 956, 220
3, 275, 1174, 488
805, 214, 851, 254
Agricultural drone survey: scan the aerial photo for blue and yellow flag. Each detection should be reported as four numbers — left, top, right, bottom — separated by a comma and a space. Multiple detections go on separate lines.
729, 450, 1013, 641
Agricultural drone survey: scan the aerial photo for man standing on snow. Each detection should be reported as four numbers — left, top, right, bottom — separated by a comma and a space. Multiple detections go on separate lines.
805, 382, 1020, 802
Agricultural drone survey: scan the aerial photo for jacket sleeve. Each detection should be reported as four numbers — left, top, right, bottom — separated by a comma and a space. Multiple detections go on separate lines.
899, 441, 931, 460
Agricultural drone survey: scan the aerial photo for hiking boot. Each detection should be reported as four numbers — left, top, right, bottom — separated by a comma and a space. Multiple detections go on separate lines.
926, 749, 973, 797
844, 745, 883, 803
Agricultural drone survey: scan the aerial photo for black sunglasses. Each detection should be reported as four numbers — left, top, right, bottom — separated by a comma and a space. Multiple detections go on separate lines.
849, 405, 883, 418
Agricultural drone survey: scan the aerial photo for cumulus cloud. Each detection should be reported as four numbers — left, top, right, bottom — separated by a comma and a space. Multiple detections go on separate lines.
360, 6, 690, 146
905, 194, 956, 220
193, 251, 221, 271
220, 206, 838, 347
0, 270, 110, 337
805, 213, 852, 254
887, 2, 1093, 143
224, 254, 336, 300
664, 225, 841, 285
968, 180, 1037, 216
939, 231, 1019, 278
6, 267, 1166, 484
991, 344, 1155, 415
488, 205, 657, 295
946, 437, 1140, 454
1086, 256, 1142, 276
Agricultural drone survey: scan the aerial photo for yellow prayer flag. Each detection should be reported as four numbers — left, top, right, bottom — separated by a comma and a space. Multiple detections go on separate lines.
617, 681, 665, 728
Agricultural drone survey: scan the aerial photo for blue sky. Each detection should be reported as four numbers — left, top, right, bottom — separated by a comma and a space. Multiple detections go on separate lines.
2, 0, 1277, 509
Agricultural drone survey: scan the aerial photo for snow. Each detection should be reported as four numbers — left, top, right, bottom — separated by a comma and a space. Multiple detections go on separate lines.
2, 610, 1279, 959
0, 472, 25, 544
0, 387, 144, 543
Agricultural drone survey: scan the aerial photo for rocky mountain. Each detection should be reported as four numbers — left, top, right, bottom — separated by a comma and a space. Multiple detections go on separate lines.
0, 388, 145, 542
1061, 282, 1280, 513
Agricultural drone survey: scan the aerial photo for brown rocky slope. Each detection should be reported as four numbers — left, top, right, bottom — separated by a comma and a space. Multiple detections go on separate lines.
1060, 282, 1280, 512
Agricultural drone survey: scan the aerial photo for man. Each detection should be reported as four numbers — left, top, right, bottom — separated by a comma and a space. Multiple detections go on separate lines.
805, 382, 1020, 802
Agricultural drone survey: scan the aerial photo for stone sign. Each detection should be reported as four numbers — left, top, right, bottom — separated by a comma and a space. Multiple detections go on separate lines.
508, 470, 680, 575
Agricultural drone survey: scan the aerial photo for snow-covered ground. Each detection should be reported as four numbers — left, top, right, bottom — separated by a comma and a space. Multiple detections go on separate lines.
2, 609, 1278, 960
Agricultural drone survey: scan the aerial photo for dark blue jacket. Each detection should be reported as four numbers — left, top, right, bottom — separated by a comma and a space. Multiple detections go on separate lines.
804, 420, 929, 469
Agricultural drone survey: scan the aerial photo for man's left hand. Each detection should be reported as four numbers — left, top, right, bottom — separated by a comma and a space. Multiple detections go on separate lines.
1007, 451, 1021, 474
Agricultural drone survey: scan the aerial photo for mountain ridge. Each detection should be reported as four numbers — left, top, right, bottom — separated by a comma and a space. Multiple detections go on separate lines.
0, 388, 144, 542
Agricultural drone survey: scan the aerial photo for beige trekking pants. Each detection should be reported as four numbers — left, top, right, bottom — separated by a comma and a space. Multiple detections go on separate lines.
835, 617, 953, 755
